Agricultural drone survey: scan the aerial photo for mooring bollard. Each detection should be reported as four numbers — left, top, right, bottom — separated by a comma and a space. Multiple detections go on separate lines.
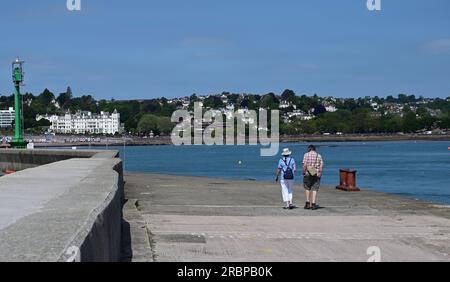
338, 169, 348, 188
336, 169, 360, 191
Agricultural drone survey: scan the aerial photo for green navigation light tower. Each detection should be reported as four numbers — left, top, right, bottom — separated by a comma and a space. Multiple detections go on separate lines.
10, 58, 28, 149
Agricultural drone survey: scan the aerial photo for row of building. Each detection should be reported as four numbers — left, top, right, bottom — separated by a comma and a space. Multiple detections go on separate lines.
0, 108, 14, 128
1, 108, 123, 135
37, 110, 123, 135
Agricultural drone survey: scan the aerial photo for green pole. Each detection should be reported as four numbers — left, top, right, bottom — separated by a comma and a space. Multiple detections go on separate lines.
13, 83, 24, 144
10, 59, 27, 149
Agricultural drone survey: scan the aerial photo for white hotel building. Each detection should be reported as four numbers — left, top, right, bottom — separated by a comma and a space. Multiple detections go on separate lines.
0, 107, 14, 128
38, 110, 123, 135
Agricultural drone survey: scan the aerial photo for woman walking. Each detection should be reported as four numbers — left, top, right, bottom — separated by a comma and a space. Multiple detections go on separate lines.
275, 148, 297, 209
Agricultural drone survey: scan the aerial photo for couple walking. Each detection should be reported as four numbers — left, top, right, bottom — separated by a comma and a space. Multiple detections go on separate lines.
275, 145, 324, 210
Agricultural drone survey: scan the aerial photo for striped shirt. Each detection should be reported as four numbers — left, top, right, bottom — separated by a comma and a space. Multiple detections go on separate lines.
302, 151, 324, 173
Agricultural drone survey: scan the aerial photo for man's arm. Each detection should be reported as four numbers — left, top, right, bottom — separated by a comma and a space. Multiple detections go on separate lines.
302, 154, 307, 176
318, 155, 324, 177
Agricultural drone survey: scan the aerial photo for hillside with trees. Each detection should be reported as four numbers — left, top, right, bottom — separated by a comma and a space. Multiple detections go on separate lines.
0, 87, 449, 136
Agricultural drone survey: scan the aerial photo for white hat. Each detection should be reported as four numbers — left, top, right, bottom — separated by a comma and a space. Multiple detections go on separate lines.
281, 148, 292, 156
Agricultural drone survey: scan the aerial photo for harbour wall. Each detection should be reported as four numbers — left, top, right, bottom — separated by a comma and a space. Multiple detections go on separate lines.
0, 149, 119, 171
0, 149, 124, 262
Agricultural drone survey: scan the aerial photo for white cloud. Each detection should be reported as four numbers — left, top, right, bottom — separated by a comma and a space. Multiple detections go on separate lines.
423, 39, 450, 54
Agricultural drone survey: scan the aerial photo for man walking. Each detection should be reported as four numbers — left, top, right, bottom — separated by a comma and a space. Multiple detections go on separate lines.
302, 145, 324, 210
275, 148, 297, 209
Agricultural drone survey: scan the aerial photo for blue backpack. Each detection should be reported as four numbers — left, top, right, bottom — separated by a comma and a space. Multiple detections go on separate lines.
282, 158, 294, 180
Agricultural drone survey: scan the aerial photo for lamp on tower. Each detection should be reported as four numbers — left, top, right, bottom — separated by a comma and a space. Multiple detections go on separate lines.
9, 57, 28, 149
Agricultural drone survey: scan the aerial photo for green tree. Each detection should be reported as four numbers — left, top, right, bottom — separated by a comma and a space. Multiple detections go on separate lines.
29, 89, 57, 116
386, 95, 395, 103
142, 100, 161, 113
313, 105, 327, 116
203, 96, 224, 109
57, 87, 73, 109
137, 114, 159, 135
281, 89, 296, 103
438, 114, 450, 129
402, 111, 420, 133
157, 116, 175, 135
227, 93, 240, 105
296, 95, 316, 113
37, 88, 55, 105
137, 114, 175, 135
260, 93, 279, 109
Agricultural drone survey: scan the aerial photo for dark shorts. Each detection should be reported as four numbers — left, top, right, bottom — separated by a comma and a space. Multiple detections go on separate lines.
303, 175, 321, 191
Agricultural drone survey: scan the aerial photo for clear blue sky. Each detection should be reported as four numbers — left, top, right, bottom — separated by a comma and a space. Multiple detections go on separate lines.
0, 0, 449, 100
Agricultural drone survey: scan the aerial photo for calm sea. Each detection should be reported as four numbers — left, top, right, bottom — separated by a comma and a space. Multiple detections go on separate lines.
106, 141, 449, 205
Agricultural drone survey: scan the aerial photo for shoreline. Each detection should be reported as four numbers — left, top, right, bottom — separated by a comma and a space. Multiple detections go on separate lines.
131, 172, 450, 207
125, 172, 449, 207
28, 134, 450, 148
124, 171, 450, 206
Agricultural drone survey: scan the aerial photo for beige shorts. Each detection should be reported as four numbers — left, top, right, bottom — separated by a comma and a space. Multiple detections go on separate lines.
303, 175, 321, 191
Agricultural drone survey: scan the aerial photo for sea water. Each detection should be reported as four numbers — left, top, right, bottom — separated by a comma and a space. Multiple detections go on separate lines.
108, 141, 450, 205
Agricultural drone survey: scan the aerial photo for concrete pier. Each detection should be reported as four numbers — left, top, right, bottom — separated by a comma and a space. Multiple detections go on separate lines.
0, 149, 123, 262
123, 173, 450, 262
0, 149, 118, 171
1, 152, 448, 262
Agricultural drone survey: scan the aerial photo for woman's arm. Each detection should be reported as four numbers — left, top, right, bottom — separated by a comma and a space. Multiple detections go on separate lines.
275, 168, 281, 182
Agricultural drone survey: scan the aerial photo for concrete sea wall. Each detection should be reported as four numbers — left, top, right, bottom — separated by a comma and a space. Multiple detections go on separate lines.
0, 149, 119, 171
0, 149, 124, 262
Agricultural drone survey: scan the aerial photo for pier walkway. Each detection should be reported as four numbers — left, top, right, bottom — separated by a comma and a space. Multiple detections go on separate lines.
123, 173, 450, 262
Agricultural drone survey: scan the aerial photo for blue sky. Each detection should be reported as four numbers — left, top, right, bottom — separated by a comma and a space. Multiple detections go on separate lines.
0, 0, 449, 100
